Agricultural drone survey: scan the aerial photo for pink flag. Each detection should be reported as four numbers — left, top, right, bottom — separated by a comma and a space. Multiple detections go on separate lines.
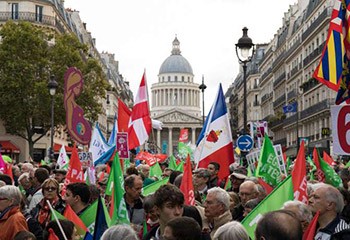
128, 72, 152, 150
291, 141, 308, 204
0, 153, 6, 173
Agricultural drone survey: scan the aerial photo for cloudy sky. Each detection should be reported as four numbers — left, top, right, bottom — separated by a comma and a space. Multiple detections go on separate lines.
65, 0, 297, 114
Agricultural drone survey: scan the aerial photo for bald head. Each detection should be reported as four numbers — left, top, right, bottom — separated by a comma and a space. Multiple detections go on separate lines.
239, 180, 259, 205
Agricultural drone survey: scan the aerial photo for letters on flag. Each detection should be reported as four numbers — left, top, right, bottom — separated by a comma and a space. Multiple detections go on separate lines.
61, 145, 84, 196
180, 155, 195, 206
194, 84, 234, 179
57, 145, 69, 169
128, 72, 152, 150
291, 141, 308, 204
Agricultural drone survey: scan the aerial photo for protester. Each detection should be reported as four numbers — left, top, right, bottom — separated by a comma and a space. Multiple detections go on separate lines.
14, 230, 37, 240
163, 216, 202, 240
193, 168, 210, 204
239, 180, 259, 206
243, 198, 260, 218
255, 210, 302, 240
0, 185, 29, 239
65, 182, 90, 216
140, 164, 155, 187
207, 162, 224, 189
140, 194, 159, 239
28, 168, 50, 211
42, 219, 77, 240
53, 169, 67, 184
30, 178, 65, 228
309, 183, 350, 239
282, 200, 313, 232
213, 221, 249, 240
101, 224, 138, 240
124, 174, 144, 229
228, 167, 247, 193
201, 187, 232, 238
143, 184, 184, 240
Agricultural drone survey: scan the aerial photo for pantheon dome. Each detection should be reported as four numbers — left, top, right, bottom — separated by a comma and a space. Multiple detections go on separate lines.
150, 36, 202, 156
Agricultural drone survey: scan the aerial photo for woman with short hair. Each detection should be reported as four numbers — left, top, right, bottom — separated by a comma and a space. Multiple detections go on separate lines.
0, 185, 29, 239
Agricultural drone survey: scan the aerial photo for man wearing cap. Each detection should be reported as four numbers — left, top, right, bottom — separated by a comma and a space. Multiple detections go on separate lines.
193, 168, 210, 204
53, 169, 67, 183
228, 167, 247, 193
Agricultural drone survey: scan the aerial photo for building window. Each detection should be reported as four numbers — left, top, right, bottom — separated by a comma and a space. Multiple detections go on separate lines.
175, 76, 178, 82
168, 76, 171, 82
12, 3, 19, 20
182, 76, 184, 82
36, 5, 43, 22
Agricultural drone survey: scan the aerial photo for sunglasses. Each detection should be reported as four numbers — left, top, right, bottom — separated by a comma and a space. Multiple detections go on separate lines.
44, 187, 57, 192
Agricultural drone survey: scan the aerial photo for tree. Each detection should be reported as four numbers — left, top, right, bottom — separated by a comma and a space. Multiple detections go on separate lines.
0, 21, 108, 158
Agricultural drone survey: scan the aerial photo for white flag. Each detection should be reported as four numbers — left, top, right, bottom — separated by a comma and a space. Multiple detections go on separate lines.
57, 145, 69, 169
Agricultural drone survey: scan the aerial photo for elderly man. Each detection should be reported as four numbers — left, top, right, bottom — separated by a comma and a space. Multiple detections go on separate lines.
239, 180, 259, 206
201, 187, 232, 238
309, 183, 350, 239
140, 164, 155, 187
282, 200, 313, 233
193, 168, 210, 204
255, 210, 302, 240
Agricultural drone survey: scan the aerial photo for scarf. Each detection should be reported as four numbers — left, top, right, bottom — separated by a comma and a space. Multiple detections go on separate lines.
38, 197, 59, 226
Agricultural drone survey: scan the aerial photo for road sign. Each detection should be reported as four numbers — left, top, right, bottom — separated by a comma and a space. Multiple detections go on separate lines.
237, 135, 254, 152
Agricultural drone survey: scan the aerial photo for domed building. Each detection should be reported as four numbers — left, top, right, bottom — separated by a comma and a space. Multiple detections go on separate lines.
150, 36, 202, 156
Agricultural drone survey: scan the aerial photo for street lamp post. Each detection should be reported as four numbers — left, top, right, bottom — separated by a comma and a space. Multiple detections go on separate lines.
236, 27, 254, 167
47, 75, 58, 161
235, 27, 255, 134
199, 75, 207, 125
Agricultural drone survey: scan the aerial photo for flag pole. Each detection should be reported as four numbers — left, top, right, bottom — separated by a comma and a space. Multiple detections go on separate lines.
47, 200, 68, 240
296, 86, 300, 156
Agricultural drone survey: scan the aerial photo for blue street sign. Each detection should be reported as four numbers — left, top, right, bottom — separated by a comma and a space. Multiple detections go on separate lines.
237, 135, 254, 152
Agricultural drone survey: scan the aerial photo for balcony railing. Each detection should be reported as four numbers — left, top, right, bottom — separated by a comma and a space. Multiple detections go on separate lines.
273, 94, 285, 108
261, 92, 273, 103
303, 42, 325, 66
300, 99, 331, 120
273, 72, 286, 88
253, 101, 260, 107
302, 8, 329, 41
269, 118, 285, 128
284, 113, 298, 126
272, 52, 286, 70
285, 39, 302, 59
0, 12, 55, 26
287, 89, 297, 100
261, 67, 272, 82
274, 137, 287, 146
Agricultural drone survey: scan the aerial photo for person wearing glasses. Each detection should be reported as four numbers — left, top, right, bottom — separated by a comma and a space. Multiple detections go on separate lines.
0, 185, 29, 239
30, 178, 65, 228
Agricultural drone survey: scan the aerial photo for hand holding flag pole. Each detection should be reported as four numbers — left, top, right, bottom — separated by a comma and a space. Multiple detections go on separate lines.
47, 200, 68, 240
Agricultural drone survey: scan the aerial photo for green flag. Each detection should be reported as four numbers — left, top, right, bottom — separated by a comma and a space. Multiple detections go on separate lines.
178, 142, 193, 160
143, 177, 169, 196
256, 135, 281, 187
242, 176, 294, 239
123, 158, 131, 174
319, 157, 343, 188
150, 161, 163, 179
224, 178, 231, 191
168, 155, 178, 170
176, 161, 184, 172
111, 153, 129, 224
345, 160, 350, 168
80, 200, 98, 234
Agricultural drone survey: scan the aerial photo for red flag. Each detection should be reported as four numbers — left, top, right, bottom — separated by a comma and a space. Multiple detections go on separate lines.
64, 204, 88, 232
61, 145, 84, 196
48, 228, 59, 240
180, 155, 195, 206
283, 151, 287, 163
291, 141, 308, 204
303, 211, 320, 240
5, 164, 13, 184
179, 129, 189, 142
135, 151, 157, 166
118, 98, 131, 133
257, 178, 273, 195
323, 151, 335, 166
313, 148, 325, 182
153, 154, 168, 163
128, 72, 152, 150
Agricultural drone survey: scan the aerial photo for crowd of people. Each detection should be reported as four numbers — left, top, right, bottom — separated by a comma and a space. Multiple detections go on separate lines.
0, 156, 350, 240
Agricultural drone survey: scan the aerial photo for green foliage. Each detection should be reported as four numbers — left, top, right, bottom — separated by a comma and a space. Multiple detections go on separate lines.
0, 21, 108, 156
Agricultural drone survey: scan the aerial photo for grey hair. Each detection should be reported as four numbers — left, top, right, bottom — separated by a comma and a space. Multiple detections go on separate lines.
101, 224, 138, 240
0, 185, 22, 205
207, 187, 230, 210
21, 163, 34, 171
213, 221, 249, 240
283, 200, 313, 223
18, 172, 30, 182
311, 183, 344, 214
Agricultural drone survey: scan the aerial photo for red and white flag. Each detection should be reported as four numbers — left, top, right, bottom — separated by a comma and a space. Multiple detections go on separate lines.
292, 141, 308, 204
61, 144, 84, 196
180, 155, 195, 206
128, 72, 152, 150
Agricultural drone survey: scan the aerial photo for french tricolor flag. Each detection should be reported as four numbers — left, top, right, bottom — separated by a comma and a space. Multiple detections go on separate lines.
194, 84, 234, 179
